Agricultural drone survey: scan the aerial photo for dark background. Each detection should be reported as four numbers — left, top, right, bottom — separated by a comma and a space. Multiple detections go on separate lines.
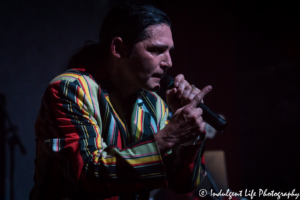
1, 0, 299, 199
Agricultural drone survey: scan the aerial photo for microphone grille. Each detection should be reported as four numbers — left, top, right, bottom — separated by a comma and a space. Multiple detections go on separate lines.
160, 75, 174, 91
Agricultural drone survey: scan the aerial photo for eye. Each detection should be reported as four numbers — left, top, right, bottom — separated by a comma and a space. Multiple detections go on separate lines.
147, 47, 166, 55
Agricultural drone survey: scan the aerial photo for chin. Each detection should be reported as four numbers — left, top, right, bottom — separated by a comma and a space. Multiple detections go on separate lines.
141, 78, 161, 91
151, 85, 160, 92
143, 83, 160, 92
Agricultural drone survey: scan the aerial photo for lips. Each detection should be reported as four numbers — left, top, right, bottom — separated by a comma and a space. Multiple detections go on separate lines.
152, 72, 165, 78
152, 75, 163, 78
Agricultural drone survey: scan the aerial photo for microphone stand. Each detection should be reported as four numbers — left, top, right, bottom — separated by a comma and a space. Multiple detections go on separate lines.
0, 94, 26, 200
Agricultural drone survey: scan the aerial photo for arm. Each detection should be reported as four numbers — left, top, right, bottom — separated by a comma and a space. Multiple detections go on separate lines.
163, 142, 206, 193
154, 83, 210, 193
37, 79, 168, 198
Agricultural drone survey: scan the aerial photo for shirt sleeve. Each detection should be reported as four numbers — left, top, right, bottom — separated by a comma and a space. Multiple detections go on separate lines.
157, 98, 206, 194
36, 79, 168, 198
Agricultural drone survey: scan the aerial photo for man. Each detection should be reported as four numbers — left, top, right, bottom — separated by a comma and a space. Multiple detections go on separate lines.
30, 4, 212, 200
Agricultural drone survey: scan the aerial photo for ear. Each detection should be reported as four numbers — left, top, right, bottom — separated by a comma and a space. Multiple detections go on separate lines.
110, 37, 128, 58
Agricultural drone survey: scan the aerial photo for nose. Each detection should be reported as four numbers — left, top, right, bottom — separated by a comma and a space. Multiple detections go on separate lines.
161, 51, 172, 69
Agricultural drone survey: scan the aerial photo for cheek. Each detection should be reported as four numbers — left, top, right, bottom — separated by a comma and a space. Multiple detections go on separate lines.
128, 50, 159, 80
138, 56, 159, 74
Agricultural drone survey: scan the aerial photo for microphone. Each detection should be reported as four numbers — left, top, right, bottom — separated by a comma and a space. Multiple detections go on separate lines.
160, 75, 228, 132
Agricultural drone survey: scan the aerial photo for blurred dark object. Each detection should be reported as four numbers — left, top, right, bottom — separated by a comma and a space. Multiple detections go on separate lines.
0, 94, 26, 200
0, 94, 6, 200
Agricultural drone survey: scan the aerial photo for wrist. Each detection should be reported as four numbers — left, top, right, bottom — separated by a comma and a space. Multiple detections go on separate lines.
154, 128, 176, 155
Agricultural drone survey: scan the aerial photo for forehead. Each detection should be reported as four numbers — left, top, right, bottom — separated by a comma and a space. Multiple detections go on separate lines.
143, 24, 173, 46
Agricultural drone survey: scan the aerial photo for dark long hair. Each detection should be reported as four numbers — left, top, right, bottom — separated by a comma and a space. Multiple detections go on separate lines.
67, 3, 171, 70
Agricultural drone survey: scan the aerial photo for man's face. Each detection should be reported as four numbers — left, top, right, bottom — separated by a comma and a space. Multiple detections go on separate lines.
121, 23, 174, 91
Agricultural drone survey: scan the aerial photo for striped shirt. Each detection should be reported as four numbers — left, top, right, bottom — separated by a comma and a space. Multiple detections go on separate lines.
30, 68, 205, 200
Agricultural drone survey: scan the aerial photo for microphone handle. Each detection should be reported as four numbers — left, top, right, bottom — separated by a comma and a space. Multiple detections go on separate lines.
197, 102, 227, 132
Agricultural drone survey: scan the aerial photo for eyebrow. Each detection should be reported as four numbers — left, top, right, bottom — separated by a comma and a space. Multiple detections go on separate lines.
150, 44, 175, 49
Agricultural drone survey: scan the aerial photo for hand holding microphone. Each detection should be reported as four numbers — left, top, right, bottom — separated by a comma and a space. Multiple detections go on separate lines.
154, 74, 227, 154
160, 74, 227, 132
154, 81, 212, 153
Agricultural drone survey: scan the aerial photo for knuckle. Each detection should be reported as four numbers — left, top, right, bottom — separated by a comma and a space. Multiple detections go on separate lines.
198, 116, 203, 122
179, 79, 185, 86
200, 127, 205, 133
194, 94, 202, 102
184, 85, 191, 91
198, 108, 203, 115
193, 89, 200, 94
182, 106, 191, 114
184, 89, 190, 96
187, 96, 194, 101
195, 107, 202, 116
175, 74, 183, 83
196, 117, 203, 126
200, 122, 206, 132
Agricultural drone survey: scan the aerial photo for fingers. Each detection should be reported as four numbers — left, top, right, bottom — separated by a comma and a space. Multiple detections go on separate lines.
192, 116, 206, 141
187, 110, 206, 141
199, 121, 206, 133
183, 87, 200, 105
165, 92, 208, 146
185, 107, 203, 123
181, 84, 192, 105
166, 87, 177, 99
177, 80, 189, 99
193, 112, 205, 132
173, 74, 207, 106
173, 74, 189, 99
173, 74, 184, 87
188, 85, 212, 108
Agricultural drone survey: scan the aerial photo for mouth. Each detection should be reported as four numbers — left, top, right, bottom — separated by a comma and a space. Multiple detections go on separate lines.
152, 72, 165, 79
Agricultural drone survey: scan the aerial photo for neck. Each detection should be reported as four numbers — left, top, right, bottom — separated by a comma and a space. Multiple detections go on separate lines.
108, 78, 138, 125
92, 58, 138, 112
93, 63, 137, 116
110, 75, 137, 100
104, 58, 137, 102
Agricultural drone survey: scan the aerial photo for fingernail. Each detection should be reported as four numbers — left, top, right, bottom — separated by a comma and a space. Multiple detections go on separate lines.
207, 86, 212, 91
174, 81, 179, 87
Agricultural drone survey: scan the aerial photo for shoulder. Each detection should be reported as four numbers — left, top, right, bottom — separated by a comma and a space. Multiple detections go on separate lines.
50, 68, 96, 86
43, 68, 102, 118
45, 68, 101, 106
48, 68, 100, 95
